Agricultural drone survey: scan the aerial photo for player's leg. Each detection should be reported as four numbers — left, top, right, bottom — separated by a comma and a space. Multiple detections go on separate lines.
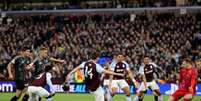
167, 90, 185, 101
36, 87, 52, 98
104, 85, 112, 101
133, 82, 146, 101
103, 80, 112, 101
10, 89, 23, 101
150, 81, 163, 101
183, 94, 193, 101
27, 86, 38, 101
22, 87, 29, 101
119, 80, 131, 101
94, 86, 105, 101
153, 89, 162, 101
111, 80, 118, 97
11, 80, 26, 101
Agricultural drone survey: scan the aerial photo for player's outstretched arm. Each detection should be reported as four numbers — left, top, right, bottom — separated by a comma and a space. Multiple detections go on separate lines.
50, 57, 66, 64
65, 66, 81, 82
103, 69, 124, 77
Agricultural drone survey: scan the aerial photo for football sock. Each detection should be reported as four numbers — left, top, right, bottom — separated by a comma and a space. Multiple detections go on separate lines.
22, 94, 29, 101
158, 95, 163, 101
154, 95, 158, 101
133, 96, 139, 101
126, 96, 131, 101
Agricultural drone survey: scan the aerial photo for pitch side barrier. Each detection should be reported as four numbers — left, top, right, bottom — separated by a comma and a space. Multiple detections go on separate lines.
2, 6, 201, 15
0, 81, 201, 96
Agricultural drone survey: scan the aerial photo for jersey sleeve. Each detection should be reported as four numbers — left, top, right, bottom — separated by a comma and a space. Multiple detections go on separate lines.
123, 61, 130, 71
109, 61, 116, 71
79, 62, 86, 69
96, 64, 104, 73
139, 65, 144, 75
10, 57, 17, 64
46, 72, 55, 93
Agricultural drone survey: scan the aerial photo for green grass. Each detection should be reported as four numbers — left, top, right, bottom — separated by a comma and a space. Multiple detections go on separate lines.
0, 93, 201, 101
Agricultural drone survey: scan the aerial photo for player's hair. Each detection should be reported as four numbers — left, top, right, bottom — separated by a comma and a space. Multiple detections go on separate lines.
195, 59, 201, 69
20, 46, 31, 52
115, 51, 124, 56
143, 55, 150, 59
183, 58, 193, 64
45, 65, 53, 72
90, 52, 100, 60
39, 47, 48, 51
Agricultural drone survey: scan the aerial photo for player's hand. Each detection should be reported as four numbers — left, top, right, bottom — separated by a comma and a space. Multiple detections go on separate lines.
8, 75, 14, 80
26, 63, 35, 70
60, 60, 66, 64
188, 87, 194, 94
65, 74, 71, 82
132, 79, 139, 88
143, 82, 147, 88
133, 81, 139, 88
118, 73, 124, 77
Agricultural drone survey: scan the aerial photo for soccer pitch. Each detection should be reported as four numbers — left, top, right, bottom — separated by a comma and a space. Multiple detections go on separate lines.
0, 93, 201, 101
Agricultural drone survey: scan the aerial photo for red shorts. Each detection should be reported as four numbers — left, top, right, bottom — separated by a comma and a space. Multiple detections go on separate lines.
171, 89, 194, 100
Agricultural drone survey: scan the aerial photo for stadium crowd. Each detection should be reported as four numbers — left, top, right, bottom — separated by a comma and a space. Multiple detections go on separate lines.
1, 0, 201, 11
0, 13, 201, 82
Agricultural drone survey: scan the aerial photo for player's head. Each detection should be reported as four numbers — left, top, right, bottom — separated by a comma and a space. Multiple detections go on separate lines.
116, 52, 125, 62
90, 52, 100, 62
181, 58, 193, 68
20, 46, 32, 58
195, 59, 201, 70
45, 65, 53, 72
111, 51, 118, 60
39, 47, 48, 58
143, 56, 150, 65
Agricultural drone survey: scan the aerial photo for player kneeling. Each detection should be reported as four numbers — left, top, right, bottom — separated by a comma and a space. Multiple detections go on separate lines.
27, 65, 55, 101
167, 58, 198, 101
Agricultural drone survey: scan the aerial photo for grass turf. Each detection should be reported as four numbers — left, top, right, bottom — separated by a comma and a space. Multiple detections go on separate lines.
0, 93, 201, 101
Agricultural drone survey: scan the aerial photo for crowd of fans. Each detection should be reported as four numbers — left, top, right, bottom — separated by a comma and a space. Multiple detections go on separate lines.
1, 0, 201, 11
0, 12, 201, 82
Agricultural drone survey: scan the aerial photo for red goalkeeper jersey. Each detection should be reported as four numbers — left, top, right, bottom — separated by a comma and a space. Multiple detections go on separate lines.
179, 67, 198, 93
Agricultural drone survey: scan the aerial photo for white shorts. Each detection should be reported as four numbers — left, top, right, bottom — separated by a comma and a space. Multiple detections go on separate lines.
91, 86, 105, 101
103, 79, 110, 86
28, 86, 50, 101
137, 80, 160, 93
111, 79, 129, 89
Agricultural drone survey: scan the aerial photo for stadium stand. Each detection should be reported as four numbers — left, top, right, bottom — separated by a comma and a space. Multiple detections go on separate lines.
0, 11, 201, 82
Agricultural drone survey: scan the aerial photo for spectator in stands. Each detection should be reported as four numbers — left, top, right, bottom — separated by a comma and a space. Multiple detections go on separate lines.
0, 13, 201, 82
